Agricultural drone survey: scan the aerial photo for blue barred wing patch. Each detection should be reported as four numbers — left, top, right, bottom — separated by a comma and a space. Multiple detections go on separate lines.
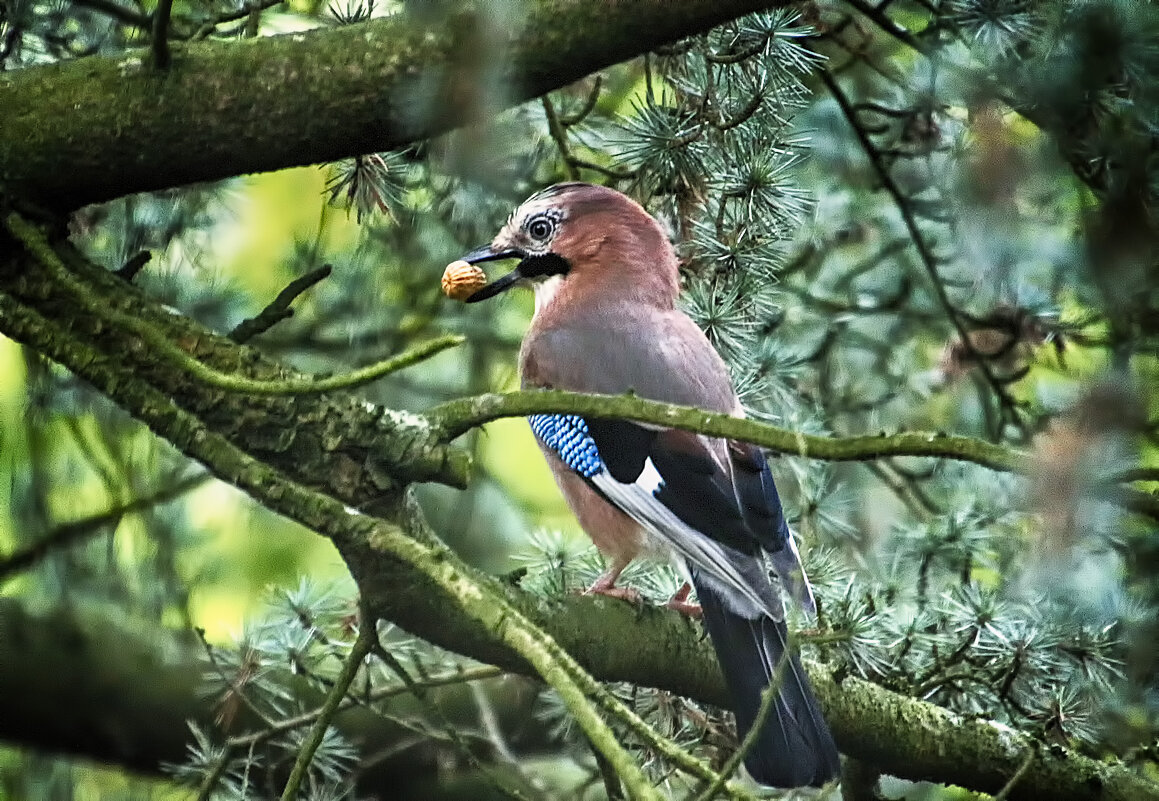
528, 414, 603, 478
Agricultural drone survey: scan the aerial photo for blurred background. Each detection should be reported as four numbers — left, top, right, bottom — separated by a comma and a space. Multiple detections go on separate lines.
0, 0, 1157, 799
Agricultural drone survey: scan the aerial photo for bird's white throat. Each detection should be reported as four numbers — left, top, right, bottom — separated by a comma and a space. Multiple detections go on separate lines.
531, 275, 565, 314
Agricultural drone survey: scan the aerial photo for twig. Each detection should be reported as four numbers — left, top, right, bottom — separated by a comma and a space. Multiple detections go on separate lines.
587, 737, 625, 799
842, 0, 927, 54
0, 473, 209, 582
227, 665, 503, 750
470, 681, 518, 766
279, 620, 375, 801
865, 462, 936, 518
712, 86, 764, 132
542, 95, 580, 181
369, 639, 534, 801
818, 71, 1025, 434
188, 0, 284, 40
558, 76, 602, 126
992, 747, 1035, 801
196, 750, 234, 801
690, 640, 793, 801
1104, 466, 1159, 484
229, 265, 332, 344
71, 0, 151, 29
115, 250, 151, 282
562, 156, 636, 181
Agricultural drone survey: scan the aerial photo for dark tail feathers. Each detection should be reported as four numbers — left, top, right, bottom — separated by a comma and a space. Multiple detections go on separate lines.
694, 576, 840, 788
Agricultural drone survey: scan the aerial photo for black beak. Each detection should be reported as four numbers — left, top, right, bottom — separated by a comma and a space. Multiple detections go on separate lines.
461, 245, 526, 303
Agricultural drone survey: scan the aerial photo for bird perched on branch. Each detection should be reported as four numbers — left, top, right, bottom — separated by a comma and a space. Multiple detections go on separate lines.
459, 182, 840, 788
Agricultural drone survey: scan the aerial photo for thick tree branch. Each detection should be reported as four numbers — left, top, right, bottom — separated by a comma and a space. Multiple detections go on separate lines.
0, 0, 787, 210
0, 223, 469, 501
0, 228, 1156, 800
0, 599, 545, 799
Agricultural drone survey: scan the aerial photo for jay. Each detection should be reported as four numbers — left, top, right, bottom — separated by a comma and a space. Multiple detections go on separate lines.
460, 182, 840, 788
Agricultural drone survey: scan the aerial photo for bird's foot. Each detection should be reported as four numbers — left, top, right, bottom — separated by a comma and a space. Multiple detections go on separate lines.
664, 583, 702, 619
583, 582, 643, 605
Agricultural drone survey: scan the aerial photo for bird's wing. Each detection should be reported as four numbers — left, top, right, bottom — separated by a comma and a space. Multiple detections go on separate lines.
522, 309, 814, 614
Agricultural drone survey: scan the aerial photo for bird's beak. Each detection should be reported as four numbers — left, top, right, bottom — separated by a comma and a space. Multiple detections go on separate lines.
461, 245, 526, 303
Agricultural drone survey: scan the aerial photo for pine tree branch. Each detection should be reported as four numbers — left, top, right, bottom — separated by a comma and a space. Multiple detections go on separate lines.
0, 223, 470, 495
1, 224, 1157, 800
427, 390, 1025, 473
0, 472, 209, 582
819, 69, 1027, 435
8, 208, 463, 397
279, 621, 376, 801
0, 599, 544, 798
0, 0, 790, 210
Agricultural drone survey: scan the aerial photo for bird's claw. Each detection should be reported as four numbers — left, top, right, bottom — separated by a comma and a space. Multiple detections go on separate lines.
583, 583, 643, 605
665, 582, 702, 618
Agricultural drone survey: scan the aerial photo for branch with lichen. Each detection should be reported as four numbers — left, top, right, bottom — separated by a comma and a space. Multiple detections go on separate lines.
0, 0, 789, 210
1, 234, 1157, 800
0, 226, 469, 492
6, 213, 464, 397
428, 391, 1159, 521
428, 389, 1024, 470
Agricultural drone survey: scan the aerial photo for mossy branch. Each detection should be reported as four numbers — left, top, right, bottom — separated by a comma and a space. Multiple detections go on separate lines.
428, 391, 1159, 520
427, 389, 1025, 472
0, 0, 789, 210
0, 287, 1156, 799
7, 213, 463, 396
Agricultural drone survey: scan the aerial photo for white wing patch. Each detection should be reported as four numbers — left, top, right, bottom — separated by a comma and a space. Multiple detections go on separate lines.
769, 530, 816, 614
636, 458, 664, 495
590, 471, 781, 621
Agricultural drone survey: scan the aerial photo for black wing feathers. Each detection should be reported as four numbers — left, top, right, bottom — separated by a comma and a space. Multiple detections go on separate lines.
581, 420, 758, 554
580, 419, 791, 556
584, 418, 655, 482
728, 441, 790, 553
571, 415, 841, 787
649, 430, 755, 554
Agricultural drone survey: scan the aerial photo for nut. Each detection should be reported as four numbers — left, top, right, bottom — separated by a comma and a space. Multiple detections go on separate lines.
441, 260, 487, 301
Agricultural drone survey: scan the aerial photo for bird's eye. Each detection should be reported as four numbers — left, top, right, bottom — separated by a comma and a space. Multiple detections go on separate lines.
526, 215, 554, 241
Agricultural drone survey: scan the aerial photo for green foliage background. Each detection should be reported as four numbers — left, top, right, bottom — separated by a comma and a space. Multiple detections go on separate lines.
0, 0, 1157, 799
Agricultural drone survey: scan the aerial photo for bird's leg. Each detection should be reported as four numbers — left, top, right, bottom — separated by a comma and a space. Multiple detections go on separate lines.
583, 556, 642, 604
665, 582, 702, 618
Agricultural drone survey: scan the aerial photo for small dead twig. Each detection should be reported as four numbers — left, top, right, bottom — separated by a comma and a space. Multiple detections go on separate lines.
229, 265, 332, 344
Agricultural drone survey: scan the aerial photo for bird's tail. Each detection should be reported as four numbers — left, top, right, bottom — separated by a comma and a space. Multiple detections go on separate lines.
693, 575, 840, 788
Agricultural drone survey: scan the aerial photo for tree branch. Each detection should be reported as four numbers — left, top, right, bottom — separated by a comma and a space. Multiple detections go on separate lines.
0, 225, 469, 497
427, 390, 1025, 473
0, 599, 545, 798
0, 472, 209, 582
0, 0, 788, 210
0, 230, 1156, 800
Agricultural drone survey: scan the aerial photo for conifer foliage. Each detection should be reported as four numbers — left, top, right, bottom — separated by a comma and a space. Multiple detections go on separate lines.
0, 1, 1157, 800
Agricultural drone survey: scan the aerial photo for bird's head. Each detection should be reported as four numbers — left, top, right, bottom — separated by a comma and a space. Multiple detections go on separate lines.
460, 182, 679, 309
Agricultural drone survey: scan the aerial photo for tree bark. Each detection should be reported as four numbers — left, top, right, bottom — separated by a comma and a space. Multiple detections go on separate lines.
0, 599, 548, 799
1, 217, 1156, 801
0, 0, 786, 211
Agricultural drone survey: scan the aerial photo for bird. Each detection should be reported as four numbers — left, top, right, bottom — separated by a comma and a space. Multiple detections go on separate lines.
459, 182, 840, 788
